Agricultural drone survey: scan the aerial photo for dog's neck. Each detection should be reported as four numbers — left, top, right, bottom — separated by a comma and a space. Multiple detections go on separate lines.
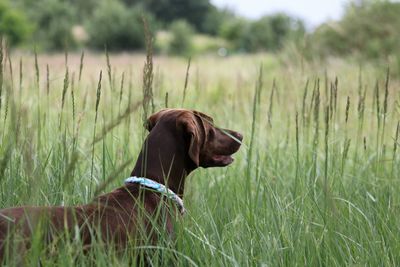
130, 128, 196, 197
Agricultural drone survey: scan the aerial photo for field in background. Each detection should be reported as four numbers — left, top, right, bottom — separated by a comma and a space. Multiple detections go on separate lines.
0, 51, 399, 266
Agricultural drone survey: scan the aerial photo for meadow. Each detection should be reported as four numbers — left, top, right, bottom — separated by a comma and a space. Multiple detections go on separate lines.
0, 48, 399, 266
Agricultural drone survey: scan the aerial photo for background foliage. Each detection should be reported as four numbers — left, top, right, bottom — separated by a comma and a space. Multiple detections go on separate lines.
310, 1, 400, 60
0, 0, 30, 46
2, 0, 304, 55
85, 1, 153, 51
0, 0, 397, 62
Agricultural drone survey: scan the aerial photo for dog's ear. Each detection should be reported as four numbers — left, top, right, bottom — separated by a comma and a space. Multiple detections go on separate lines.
192, 110, 214, 124
145, 109, 169, 131
145, 114, 157, 131
177, 112, 203, 167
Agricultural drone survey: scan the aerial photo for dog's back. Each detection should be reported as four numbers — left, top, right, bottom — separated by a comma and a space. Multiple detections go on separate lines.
0, 185, 177, 262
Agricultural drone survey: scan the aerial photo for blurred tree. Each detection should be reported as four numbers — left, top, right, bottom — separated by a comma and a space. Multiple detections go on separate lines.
0, 0, 307, 54
269, 14, 299, 49
86, 1, 155, 51
14, 0, 77, 50
221, 13, 304, 52
0, 1, 31, 46
144, 0, 211, 32
201, 6, 236, 35
67, 0, 97, 22
219, 17, 248, 43
119, 0, 143, 6
168, 19, 194, 56
311, 1, 400, 59
241, 16, 274, 52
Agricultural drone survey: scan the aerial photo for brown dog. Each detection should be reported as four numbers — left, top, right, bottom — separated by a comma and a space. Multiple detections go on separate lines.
0, 108, 242, 261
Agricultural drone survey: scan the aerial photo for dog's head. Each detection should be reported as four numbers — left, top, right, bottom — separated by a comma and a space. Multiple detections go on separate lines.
146, 109, 242, 168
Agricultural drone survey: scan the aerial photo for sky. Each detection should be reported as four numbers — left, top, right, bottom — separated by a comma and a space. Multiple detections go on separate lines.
210, 0, 349, 28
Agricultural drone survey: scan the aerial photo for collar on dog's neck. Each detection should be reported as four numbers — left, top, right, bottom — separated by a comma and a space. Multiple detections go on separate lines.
124, 176, 185, 214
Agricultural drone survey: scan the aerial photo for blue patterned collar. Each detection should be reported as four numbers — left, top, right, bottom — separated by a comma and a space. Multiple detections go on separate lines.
125, 176, 185, 214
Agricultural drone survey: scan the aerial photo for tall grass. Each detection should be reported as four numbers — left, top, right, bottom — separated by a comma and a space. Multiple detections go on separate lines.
0, 48, 399, 266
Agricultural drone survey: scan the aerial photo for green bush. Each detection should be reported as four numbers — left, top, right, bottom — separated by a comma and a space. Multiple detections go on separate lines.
219, 16, 248, 44
15, 0, 77, 50
310, 1, 400, 60
168, 20, 194, 56
144, 0, 210, 32
201, 7, 236, 36
68, 0, 98, 22
220, 13, 304, 53
241, 16, 274, 52
0, 1, 31, 46
86, 1, 154, 51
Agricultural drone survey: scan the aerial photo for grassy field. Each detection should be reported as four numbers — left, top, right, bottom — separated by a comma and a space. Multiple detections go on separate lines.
0, 49, 399, 266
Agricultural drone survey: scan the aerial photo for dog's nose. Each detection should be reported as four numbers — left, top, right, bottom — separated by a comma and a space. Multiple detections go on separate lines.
233, 131, 243, 142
